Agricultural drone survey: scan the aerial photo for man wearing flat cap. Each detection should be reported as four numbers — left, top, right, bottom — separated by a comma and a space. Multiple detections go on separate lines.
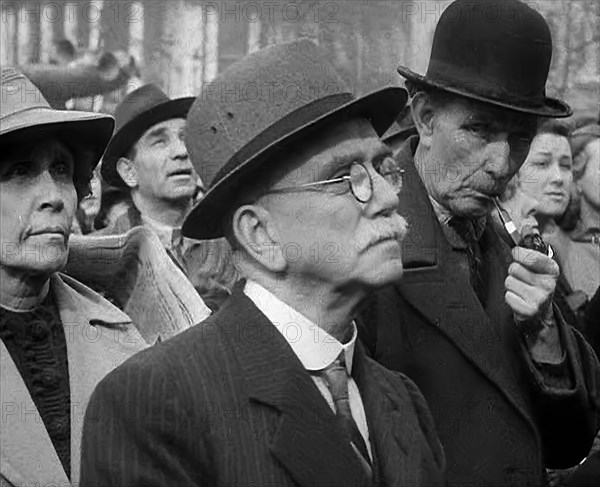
99, 84, 238, 311
79, 40, 445, 486
358, 1, 600, 486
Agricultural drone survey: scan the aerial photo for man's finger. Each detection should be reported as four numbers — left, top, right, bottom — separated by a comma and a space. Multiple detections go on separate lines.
505, 275, 534, 300
508, 262, 558, 291
505, 290, 537, 319
507, 262, 537, 286
505, 275, 548, 309
511, 246, 559, 276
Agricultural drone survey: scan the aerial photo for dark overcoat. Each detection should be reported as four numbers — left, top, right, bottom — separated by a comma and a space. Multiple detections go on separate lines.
358, 138, 600, 487
79, 284, 445, 487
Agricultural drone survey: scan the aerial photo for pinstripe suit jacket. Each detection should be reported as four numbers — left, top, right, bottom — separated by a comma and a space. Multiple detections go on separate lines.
79, 285, 445, 487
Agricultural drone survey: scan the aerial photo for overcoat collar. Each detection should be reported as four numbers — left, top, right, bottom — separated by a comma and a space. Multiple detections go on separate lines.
394, 137, 536, 430
218, 284, 407, 487
0, 274, 145, 485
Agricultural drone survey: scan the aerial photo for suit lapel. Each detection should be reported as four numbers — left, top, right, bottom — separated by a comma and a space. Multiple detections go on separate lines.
221, 288, 371, 487
352, 343, 410, 487
51, 274, 146, 482
395, 140, 534, 428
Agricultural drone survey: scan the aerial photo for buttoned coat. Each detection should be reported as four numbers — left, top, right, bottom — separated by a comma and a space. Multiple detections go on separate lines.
79, 284, 446, 487
357, 138, 600, 487
0, 274, 147, 486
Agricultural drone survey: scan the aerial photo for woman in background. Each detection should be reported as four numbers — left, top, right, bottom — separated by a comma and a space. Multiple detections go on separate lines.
558, 122, 600, 299
517, 120, 573, 240
513, 119, 599, 299
509, 120, 600, 487
496, 120, 590, 336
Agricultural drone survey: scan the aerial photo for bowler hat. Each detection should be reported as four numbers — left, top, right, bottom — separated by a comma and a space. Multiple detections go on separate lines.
397, 0, 571, 118
0, 67, 114, 186
101, 84, 195, 188
182, 39, 408, 239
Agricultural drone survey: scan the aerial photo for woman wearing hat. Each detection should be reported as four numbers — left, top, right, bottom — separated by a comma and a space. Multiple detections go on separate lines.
0, 67, 146, 485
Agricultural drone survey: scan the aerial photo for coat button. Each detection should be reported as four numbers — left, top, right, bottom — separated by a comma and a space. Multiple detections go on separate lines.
30, 322, 49, 341
40, 371, 60, 388
49, 416, 70, 440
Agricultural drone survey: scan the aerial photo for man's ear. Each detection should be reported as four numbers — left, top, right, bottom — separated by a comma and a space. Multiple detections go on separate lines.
231, 202, 287, 273
116, 156, 138, 188
410, 92, 436, 149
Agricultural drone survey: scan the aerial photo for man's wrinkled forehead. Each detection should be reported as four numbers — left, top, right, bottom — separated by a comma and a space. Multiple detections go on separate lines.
139, 117, 186, 142
271, 117, 388, 186
444, 95, 539, 132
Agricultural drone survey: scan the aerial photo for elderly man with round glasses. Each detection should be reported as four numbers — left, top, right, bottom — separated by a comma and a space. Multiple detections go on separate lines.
0, 67, 147, 486
80, 40, 444, 487
267, 157, 403, 203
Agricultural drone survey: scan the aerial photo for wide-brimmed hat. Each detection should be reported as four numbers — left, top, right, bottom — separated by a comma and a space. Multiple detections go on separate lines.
182, 39, 408, 239
397, 0, 571, 118
101, 84, 195, 188
1, 67, 114, 186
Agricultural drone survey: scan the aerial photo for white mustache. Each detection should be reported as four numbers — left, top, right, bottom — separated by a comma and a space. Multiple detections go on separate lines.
358, 215, 408, 250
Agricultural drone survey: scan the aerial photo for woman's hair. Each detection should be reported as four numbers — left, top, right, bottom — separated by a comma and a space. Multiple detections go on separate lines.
532, 120, 580, 230
536, 118, 571, 139
501, 119, 576, 227
505, 119, 571, 201
556, 120, 600, 231
569, 122, 600, 181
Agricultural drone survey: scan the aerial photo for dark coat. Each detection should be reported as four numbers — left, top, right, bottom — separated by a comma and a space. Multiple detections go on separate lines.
358, 138, 600, 487
565, 452, 600, 487
79, 284, 446, 487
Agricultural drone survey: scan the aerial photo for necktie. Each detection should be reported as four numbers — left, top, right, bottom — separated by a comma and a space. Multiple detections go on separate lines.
321, 353, 373, 479
449, 216, 486, 305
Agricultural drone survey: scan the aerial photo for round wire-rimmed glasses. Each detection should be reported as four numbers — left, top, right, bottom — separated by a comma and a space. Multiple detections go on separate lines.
266, 157, 404, 204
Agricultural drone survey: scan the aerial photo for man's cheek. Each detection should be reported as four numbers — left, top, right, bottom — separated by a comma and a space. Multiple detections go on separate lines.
326, 205, 358, 232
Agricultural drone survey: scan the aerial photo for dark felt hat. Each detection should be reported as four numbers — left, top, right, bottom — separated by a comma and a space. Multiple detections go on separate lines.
182, 39, 408, 239
1, 67, 114, 186
397, 0, 571, 118
101, 84, 195, 188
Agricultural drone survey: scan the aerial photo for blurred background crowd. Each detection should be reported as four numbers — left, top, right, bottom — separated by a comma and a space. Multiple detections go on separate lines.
1, 0, 598, 236
2, 0, 598, 344
1, 2, 599, 486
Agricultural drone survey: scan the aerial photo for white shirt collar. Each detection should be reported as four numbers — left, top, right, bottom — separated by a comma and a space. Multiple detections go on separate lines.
429, 196, 453, 226
243, 280, 356, 374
